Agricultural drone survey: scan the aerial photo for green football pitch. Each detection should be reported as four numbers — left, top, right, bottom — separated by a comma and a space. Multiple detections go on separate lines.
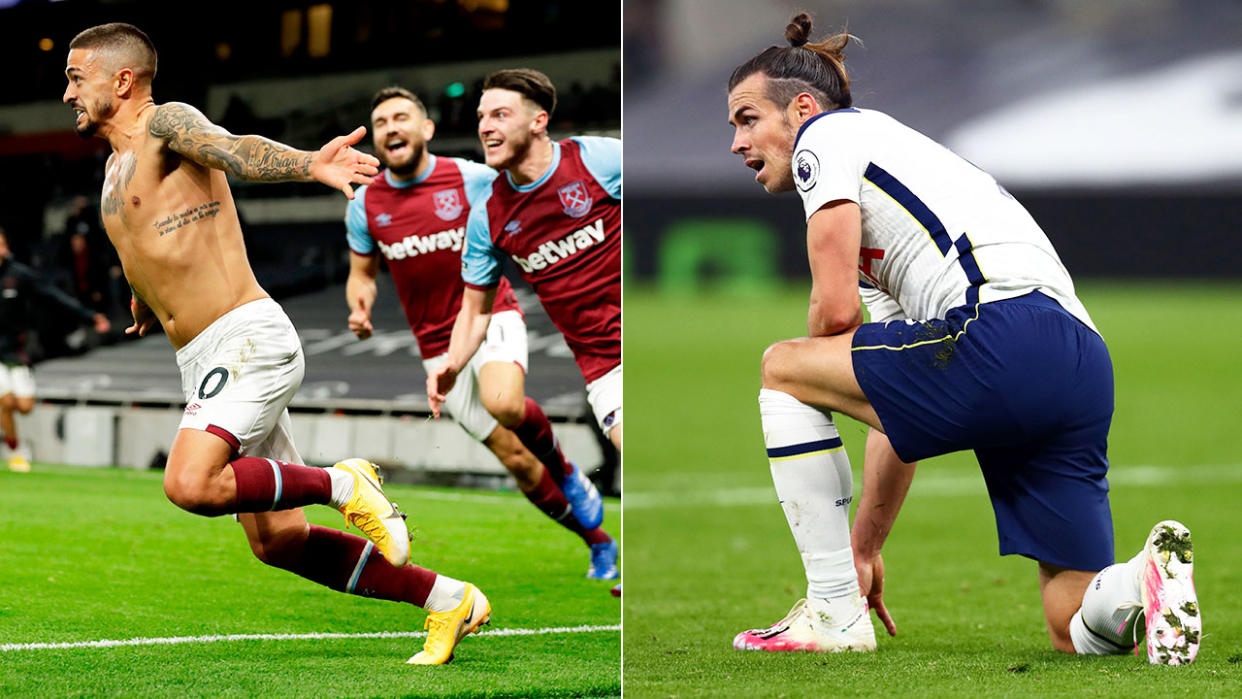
0, 467, 620, 697
625, 282, 1242, 697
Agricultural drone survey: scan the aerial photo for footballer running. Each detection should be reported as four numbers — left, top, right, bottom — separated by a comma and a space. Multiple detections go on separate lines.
65, 22, 488, 665
428, 69, 621, 457
344, 86, 617, 580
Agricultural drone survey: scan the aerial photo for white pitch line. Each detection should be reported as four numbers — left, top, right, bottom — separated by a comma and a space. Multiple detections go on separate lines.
624, 463, 1242, 509
405, 490, 530, 506
0, 624, 619, 653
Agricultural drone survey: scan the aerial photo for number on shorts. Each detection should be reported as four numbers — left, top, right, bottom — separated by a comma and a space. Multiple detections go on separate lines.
198, 366, 228, 399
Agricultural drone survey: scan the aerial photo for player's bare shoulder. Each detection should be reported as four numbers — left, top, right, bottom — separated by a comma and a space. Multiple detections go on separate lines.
147, 101, 230, 170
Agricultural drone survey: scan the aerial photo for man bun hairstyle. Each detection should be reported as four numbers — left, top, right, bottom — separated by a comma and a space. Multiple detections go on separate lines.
371, 86, 427, 116
729, 12, 855, 112
69, 22, 158, 81
483, 68, 557, 117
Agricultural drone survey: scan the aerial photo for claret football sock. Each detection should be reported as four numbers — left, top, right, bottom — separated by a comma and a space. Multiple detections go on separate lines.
1070, 549, 1145, 654
524, 468, 611, 545
272, 525, 440, 607
227, 456, 332, 511
759, 388, 860, 601
512, 398, 574, 481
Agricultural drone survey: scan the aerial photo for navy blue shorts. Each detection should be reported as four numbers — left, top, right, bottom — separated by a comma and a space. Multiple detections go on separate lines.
851, 291, 1115, 571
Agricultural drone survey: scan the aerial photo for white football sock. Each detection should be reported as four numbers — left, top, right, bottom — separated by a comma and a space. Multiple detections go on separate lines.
326, 467, 355, 509
759, 388, 859, 601
424, 574, 467, 613
1070, 549, 1145, 654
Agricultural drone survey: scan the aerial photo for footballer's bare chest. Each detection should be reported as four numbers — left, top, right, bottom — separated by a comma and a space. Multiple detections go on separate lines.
100, 150, 139, 222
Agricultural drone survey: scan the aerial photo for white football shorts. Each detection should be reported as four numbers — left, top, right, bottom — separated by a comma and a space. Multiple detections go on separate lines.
585, 363, 622, 437
0, 363, 35, 399
176, 298, 304, 464
422, 309, 528, 441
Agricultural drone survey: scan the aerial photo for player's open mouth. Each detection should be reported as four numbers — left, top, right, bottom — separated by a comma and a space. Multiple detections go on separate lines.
483, 139, 502, 152
745, 158, 764, 180
385, 139, 409, 158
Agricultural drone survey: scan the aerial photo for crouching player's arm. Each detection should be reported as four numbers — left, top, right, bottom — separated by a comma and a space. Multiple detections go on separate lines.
426, 286, 496, 417
852, 428, 916, 637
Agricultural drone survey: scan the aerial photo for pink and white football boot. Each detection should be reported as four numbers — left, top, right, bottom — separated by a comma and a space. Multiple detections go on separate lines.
1141, 520, 1200, 665
733, 596, 876, 653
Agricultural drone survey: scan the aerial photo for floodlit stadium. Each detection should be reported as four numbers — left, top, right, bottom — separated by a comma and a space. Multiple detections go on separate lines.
0, 2, 620, 695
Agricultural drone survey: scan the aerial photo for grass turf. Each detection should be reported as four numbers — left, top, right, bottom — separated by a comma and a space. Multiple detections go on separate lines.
0, 465, 619, 698
623, 281, 1242, 697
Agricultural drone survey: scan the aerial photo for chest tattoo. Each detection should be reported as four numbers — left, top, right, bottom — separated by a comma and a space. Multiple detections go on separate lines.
101, 153, 138, 218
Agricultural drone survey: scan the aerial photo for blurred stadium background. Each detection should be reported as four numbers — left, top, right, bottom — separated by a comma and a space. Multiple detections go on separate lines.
0, 0, 620, 491
623, 0, 1242, 694
625, 0, 1241, 284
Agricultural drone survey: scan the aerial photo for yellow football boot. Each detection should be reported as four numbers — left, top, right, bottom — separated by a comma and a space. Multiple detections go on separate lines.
332, 458, 410, 567
407, 583, 491, 665
7, 455, 31, 473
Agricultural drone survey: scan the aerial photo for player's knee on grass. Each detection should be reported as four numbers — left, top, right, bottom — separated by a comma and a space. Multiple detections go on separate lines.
1038, 562, 1095, 654
1046, 619, 1076, 654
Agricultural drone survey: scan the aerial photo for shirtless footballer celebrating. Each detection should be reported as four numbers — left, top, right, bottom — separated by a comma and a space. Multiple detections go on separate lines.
65, 23, 490, 665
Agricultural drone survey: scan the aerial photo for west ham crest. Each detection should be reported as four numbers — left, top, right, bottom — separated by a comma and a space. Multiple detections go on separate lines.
433, 189, 464, 221
557, 181, 593, 218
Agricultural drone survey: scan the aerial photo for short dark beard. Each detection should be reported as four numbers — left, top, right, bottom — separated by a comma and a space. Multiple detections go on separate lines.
73, 97, 112, 139
75, 118, 98, 139
384, 141, 425, 177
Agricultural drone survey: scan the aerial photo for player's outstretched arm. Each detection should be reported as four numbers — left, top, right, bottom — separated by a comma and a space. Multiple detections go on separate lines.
426, 287, 496, 418
148, 102, 378, 197
851, 428, 916, 637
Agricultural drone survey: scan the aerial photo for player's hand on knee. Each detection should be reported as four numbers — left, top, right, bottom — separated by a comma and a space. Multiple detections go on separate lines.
311, 126, 380, 199
348, 296, 373, 339
857, 552, 898, 637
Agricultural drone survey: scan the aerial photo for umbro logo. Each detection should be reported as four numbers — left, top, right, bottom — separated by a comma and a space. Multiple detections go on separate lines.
504, 220, 522, 237
375, 213, 393, 227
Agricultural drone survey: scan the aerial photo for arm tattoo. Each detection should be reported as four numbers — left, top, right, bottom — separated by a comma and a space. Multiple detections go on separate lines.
148, 102, 312, 182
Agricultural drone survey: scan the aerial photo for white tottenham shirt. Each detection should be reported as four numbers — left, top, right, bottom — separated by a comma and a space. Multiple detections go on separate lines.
793, 107, 1096, 332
